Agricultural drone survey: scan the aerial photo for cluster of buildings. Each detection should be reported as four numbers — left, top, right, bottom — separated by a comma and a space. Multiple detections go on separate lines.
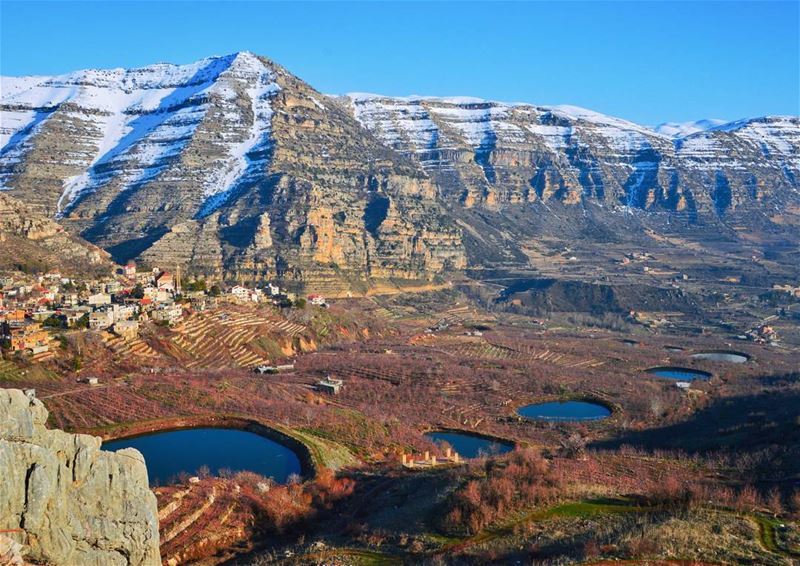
743, 323, 779, 345
399, 447, 462, 468
772, 283, 800, 298
1, 261, 330, 360
229, 284, 327, 308
0, 264, 186, 357
0, 309, 51, 360
619, 251, 656, 265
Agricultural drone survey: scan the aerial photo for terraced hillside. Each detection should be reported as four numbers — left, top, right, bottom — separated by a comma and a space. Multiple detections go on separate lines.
160, 307, 308, 369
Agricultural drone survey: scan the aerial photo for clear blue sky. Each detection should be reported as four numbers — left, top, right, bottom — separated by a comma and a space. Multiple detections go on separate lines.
1, 1, 798, 125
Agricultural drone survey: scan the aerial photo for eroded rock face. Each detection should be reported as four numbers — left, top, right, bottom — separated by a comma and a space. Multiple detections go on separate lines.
0, 52, 465, 293
345, 96, 800, 218
0, 389, 160, 566
2, 52, 798, 290
0, 192, 111, 275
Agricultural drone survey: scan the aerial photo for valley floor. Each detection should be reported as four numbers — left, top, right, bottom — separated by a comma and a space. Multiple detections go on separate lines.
2, 290, 799, 565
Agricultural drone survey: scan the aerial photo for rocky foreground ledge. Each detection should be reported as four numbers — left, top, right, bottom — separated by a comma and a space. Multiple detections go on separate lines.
0, 388, 160, 565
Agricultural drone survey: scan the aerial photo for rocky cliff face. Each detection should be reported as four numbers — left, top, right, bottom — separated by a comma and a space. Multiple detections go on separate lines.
1, 52, 798, 290
0, 192, 111, 275
0, 388, 160, 566
0, 52, 464, 292
346, 95, 799, 217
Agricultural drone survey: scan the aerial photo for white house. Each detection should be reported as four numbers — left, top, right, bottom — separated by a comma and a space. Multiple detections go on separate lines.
87, 293, 111, 306
230, 286, 262, 302
151, 304, 183, 325
89, 309, 114, 330
230, 285, 249, 299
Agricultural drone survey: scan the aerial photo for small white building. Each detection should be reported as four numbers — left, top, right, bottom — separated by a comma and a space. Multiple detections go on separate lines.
151, 304, 183, 325
110, 304, 137, 322
105, 281, 122, 294
230, 285, 262, 302
87, 293, 112, 306
89, 309, 114, 330
230, 285, 249, 299
317, 375, 343, 395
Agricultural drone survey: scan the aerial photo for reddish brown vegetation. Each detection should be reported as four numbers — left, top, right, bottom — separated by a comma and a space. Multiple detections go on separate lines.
4, 295, 799, 564
156, 467, 355, 563
438, 446, 791, 537
440, 448, 561, 535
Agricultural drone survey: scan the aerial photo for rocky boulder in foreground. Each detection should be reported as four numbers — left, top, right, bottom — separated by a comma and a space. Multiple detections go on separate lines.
0, 388, 160, 565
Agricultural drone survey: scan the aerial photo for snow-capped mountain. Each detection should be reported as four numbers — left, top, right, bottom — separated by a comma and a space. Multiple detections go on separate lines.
1, 52, 798, 288
345, 94, 799, 212
0, 52, 464, 287
653, 119, 728, 138
1, 52, 277, 217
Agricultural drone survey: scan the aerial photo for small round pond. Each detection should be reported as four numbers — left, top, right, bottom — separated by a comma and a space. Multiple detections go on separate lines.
690, 350, 750, 364
517, 401, 611, 422
103, 427, 302, 486
425, 431, 514, 459
645, 367, 712, 381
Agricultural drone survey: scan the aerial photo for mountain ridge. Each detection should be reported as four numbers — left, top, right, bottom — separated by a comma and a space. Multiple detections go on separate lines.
653, 119, 728, 138
1, 52, 798, 291
2, 51, 790, 148
344, 93, 795, 141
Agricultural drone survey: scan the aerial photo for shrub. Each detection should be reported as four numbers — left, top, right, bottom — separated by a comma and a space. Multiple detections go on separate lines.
438, 448, 561, 535
42, 315, 66, 329
130, 283, 145, 299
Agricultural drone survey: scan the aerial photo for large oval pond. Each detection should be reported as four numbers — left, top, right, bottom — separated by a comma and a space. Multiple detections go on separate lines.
103, 427, 302, 486
517, 401, 611, 422
425, 431, 514, 459
646, 367, 712, 381
690, 351, 750, 363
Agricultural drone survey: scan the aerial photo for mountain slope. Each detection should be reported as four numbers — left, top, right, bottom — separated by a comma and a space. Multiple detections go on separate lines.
345, 95, 799, 216
0, 53, 464, 290
1, 52, 798, 290
0, 192, 111, 275
653, 119, 727, 138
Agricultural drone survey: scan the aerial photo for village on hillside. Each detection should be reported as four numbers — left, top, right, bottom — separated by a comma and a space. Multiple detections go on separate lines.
0, 261, 329, 364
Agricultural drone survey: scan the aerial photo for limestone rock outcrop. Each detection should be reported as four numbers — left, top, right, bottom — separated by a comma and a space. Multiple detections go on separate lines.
0, 52, 465, 293
0, 388, 160, 566
0, 192, 111, 275
346, 95, 800, 218
1, 52, 798, 290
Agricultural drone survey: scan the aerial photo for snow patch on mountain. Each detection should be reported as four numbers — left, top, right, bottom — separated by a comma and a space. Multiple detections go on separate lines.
348, 95, 667, 160
524, 124, 572, 151
196, 52, 279, 218
347, 95, 439, 152
676, 116, 800, 170
1, 52, 281, 215
426, 104, 525, 147
653, 119, 727, 138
